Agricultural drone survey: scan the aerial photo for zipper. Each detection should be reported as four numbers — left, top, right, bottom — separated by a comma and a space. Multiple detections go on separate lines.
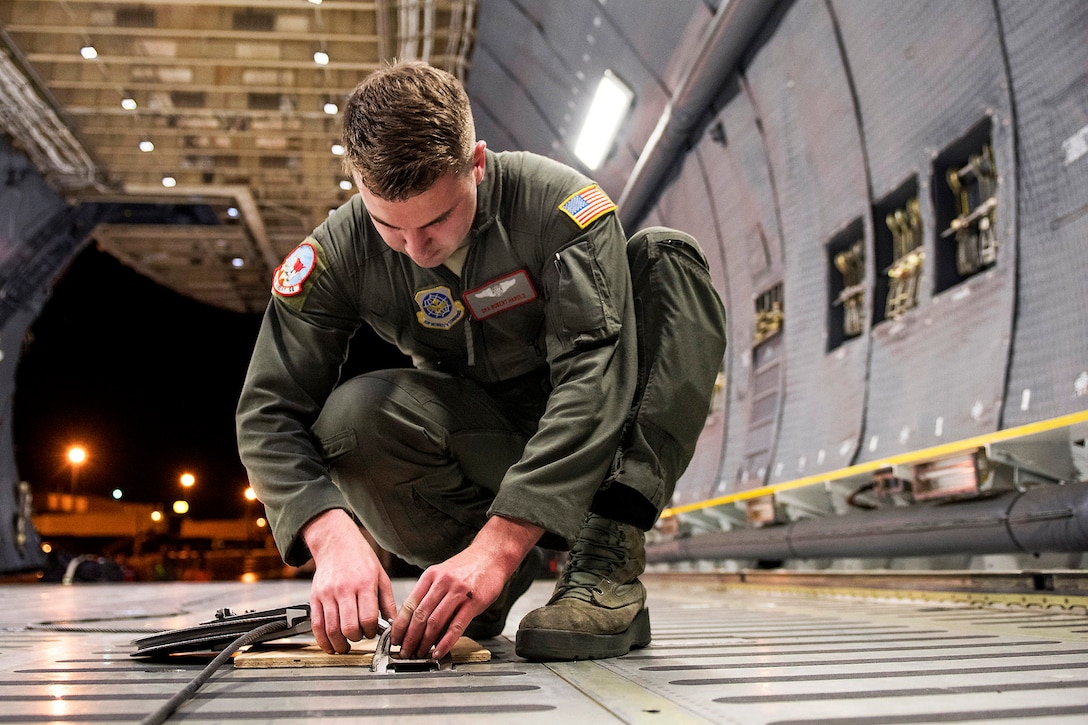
463, 318, 475, 367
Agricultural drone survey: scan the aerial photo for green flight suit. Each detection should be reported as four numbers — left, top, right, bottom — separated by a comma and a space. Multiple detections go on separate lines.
237, 150, 639, 566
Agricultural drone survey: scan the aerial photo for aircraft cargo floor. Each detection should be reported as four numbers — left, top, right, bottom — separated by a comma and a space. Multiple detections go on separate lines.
2, 573, 1087, 724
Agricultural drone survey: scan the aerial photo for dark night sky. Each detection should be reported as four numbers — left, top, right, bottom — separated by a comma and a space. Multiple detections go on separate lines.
13, 245, 264, 518
13, 243, 408, 519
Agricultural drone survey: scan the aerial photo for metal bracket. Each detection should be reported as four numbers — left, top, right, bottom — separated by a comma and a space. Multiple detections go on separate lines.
370, 618, 453, 673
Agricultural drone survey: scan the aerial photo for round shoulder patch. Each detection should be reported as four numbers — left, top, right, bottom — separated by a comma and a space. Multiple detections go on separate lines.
273, 243, 317, 297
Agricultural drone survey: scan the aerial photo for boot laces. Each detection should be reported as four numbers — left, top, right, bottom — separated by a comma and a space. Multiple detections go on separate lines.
555, 516, 627, 602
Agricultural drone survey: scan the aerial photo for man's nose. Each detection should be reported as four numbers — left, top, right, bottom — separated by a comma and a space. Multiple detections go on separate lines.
402, 229, 429, 255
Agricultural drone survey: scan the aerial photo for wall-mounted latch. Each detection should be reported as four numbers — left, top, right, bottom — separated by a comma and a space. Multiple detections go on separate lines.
754, 283, 783, 344
885, 197, 924, 320
833, 239, 865, 337
942, 143, 997, 276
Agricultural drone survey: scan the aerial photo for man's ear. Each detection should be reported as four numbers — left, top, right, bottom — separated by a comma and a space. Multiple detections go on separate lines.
350, 169, 366, 195
472, 140, 487, 184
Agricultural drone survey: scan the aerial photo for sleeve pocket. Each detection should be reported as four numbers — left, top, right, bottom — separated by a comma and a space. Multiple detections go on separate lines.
548, 239, 623, 356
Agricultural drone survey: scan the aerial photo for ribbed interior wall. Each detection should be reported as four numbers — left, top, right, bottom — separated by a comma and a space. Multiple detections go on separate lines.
998, 0, 1088, 427
642, 0, 1088, 505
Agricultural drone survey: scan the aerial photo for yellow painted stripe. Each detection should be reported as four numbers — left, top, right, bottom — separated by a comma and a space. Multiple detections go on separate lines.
662, 408, 1088, 518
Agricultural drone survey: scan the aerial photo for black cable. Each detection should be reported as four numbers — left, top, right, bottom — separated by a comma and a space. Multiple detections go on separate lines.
140, 619, 289, 725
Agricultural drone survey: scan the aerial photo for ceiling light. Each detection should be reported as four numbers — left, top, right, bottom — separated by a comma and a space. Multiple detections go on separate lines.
138, 140, 154, 152
314, 50, 330, 66
121, 97, 137, 110
323, 101, 339, 115
574, 70, 634, 171
339, 179, 353, 191
231, 257, 245, 268
80, 45, 98, 60
162, 176, 177, 188
227, 207, 239, 218
309, 0, 323, 4
331, 143, 345, 156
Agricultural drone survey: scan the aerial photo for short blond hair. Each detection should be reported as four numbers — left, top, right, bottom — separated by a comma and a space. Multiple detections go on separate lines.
342, 61, 476, 201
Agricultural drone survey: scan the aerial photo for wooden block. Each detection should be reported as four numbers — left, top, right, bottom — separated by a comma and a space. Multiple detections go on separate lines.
234, 636, 490, 668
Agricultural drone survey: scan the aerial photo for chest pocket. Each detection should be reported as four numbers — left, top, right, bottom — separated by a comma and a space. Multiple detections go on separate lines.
547, 238, 623, 358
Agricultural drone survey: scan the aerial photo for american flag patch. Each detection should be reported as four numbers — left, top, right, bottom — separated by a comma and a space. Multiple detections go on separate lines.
558, 184, 616, 229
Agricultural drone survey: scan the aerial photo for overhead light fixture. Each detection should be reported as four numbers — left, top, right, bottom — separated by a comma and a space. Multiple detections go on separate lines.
308, 0, 323, 4
80, 45, 98, 60
162, 175, 177, 188
339, 179, 353, 191
121, 97, 137, 110
314, 50, 330, 66
331, 143, 345, 156
227, 207, 239, 218
138, 140, 154, 152
323, 101, 339, 115
573, 70, 634, 170
231, 257, 245, 268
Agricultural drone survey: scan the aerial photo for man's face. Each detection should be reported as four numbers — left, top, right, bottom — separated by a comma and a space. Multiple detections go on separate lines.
357, 141, 486, 269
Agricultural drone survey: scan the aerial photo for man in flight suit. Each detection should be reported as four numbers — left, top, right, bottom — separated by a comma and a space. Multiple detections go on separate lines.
236, 60, 726, 662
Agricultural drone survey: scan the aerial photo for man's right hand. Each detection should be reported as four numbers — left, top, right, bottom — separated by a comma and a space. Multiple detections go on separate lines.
302, 508, 398, 654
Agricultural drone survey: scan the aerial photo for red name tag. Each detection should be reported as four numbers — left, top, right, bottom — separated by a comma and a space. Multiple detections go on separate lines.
462, 270, 538, 320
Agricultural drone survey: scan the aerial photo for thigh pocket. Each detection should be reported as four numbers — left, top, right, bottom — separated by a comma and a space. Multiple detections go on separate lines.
401, 471, 492, 546
317, 429, 357, 462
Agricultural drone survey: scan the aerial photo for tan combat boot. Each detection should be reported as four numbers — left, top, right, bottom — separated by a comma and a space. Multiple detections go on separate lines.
515, 513, 650, 660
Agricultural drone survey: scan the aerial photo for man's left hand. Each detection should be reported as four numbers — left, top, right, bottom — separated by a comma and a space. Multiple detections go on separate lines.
391, 515, 542, 659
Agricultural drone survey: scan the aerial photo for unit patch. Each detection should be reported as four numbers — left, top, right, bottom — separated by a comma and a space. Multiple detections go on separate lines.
558, 183, 616, 229
463, 270, 538, 320
273, 242, 318, 297
415, 285, 466, 330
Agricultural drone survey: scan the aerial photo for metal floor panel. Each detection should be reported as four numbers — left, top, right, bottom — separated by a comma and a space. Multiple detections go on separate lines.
1, 576, 1086, 723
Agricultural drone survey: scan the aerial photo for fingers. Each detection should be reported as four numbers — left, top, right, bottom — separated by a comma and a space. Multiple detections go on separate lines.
394, 582, 481, 659
313, 579, 395, 653
303, 518, 397, 652
430, 590, 480, 660
309, 597, 332, 653
339, 597, 363, 643
378, 575, 399, 626
390, 593, 422, 655
358, 575, 398, 639
310, 597, 351, 654
398, 597, 440, 659
433, 617, 469, 661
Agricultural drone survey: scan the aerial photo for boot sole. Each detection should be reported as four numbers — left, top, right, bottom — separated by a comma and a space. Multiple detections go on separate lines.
514, 607, 651, 661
